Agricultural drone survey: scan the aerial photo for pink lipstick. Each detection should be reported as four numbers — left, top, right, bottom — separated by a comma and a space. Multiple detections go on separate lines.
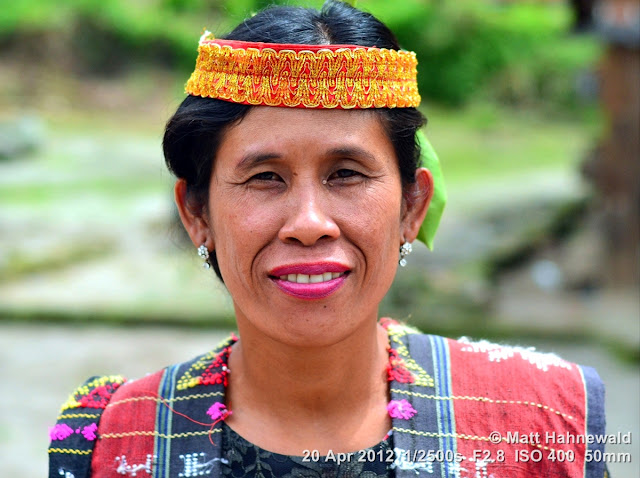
269, 262, 349, 300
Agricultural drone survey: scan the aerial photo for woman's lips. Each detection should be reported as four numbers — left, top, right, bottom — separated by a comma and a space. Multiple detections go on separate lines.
278, 271, 345, 283
269, 262, 349, 300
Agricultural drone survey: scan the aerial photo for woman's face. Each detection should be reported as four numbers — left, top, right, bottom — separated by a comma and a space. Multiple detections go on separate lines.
186, 107, 429, 347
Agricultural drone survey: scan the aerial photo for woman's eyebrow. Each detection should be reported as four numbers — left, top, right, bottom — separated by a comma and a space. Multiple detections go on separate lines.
235, 146, 377, 171
236, 152, 282, 172
326, 146, 377, 162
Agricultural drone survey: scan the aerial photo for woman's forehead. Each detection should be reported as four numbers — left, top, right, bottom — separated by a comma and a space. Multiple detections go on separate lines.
215, 106, 395, 169
227, 106, 386, 145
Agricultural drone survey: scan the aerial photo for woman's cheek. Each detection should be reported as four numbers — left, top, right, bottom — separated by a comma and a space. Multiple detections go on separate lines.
342, 192, 401, 234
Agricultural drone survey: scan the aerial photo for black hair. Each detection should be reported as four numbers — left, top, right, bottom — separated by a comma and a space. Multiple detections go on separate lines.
163, 0, 426, 282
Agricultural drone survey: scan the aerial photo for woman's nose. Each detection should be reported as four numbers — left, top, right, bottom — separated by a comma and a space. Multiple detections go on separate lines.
278, 190, 340, 246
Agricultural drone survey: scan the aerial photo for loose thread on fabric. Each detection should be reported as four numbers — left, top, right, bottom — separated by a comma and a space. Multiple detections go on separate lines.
133, 391, 231, 448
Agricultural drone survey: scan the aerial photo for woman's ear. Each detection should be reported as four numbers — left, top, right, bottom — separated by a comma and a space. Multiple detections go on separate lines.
402, 167, 434, 242
174, 179, 214, 250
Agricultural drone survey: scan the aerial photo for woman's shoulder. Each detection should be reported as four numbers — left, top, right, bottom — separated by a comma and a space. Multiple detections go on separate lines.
383, 319, 607, 478
383, 318, 603, 387
48, 334, 236, 478
48, 375, 128, 478
383, 319, 605, 418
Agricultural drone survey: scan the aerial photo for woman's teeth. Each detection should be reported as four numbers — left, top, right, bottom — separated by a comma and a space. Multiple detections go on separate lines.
279, 272, 344, 283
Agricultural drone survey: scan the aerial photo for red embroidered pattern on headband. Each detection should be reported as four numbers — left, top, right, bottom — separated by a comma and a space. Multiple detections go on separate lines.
186, 38, 421, 109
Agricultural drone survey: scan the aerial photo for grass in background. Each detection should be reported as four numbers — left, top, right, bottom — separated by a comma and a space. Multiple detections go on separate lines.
425, 101, 602, 185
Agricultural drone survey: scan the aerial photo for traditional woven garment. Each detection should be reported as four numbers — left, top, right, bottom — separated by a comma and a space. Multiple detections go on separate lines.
49, 320, 606, 477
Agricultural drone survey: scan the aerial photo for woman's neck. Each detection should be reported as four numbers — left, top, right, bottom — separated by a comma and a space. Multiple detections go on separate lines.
225, 319, 391, 454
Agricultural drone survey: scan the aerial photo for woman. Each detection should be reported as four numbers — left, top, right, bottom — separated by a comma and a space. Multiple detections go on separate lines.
48, 2, 606, 477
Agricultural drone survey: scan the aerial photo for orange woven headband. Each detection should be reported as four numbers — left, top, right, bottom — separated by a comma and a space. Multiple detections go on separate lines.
185, 33, 421, 109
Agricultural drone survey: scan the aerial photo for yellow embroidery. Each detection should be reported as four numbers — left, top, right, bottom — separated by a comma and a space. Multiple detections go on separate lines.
387, 323, 435, 387
60, 375, 127, 411
48, 448, 93, 455
56, 413, 101, 420
100, 429, 221, 440
393, 427, 485, 441
107, 391, 224, 409
390, 388, 574, 420
393, 427, 559, 453
176, 335, 235, 391
186, 41, 420, 109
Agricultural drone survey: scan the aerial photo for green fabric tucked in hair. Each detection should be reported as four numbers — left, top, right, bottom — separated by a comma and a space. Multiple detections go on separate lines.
416, 130, 446, 250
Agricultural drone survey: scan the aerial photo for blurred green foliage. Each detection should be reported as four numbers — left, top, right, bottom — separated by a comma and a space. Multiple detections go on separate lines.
381, 0, 601, 106
1, 0, 600, 105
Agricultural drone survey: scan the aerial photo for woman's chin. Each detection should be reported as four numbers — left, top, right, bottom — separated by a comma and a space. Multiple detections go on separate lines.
238, 308, 371, 350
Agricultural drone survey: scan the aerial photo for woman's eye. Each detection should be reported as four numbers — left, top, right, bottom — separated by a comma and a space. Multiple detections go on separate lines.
251, 171, 281, 182
329, 169, 361, 180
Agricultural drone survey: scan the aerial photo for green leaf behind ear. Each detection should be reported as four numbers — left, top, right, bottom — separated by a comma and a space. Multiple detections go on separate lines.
416, 130, 447, 250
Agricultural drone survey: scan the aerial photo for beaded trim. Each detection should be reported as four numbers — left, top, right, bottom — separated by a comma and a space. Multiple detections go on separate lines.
60, 375, 127, 411
186, 36, 421, 109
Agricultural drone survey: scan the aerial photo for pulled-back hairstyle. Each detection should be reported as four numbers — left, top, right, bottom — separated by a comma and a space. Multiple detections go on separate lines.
163, 0, 426, 281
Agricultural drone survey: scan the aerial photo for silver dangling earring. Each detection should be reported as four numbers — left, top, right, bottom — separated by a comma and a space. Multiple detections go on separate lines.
197, 243, 211, 269
399, 241, 412, 267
